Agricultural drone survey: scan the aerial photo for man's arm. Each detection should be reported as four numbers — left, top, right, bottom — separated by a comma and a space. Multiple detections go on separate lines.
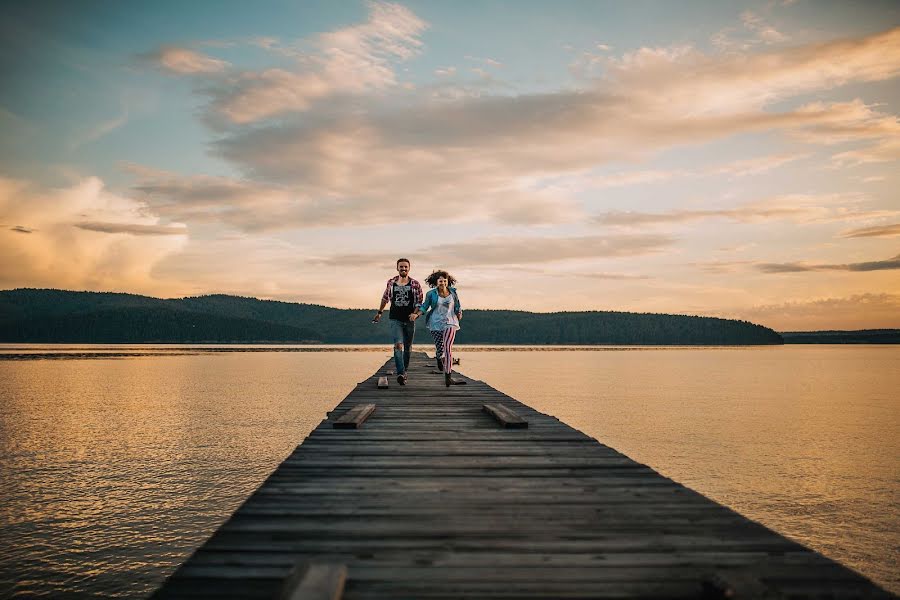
410, 289, 431, 321
373, 298, 388, 322
373, 279, 392, 322
414, 279, 424, 309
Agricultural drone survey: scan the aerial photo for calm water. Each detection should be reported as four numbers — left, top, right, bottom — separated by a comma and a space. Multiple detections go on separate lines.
0, 345, 897, 597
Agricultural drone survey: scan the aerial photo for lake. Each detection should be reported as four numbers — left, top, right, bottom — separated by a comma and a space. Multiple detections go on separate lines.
0, 345, 897, 597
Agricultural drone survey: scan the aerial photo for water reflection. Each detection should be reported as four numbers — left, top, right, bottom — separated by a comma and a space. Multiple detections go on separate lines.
0, 351, 387, 598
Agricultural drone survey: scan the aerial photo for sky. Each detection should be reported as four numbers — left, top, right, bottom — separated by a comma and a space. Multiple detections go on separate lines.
1, 0, 898, 331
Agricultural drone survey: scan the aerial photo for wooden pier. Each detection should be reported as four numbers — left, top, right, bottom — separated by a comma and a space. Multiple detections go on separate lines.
153, 352, 892, 599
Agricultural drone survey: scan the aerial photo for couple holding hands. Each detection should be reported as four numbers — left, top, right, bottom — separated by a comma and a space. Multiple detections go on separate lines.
373, 258, 463, 388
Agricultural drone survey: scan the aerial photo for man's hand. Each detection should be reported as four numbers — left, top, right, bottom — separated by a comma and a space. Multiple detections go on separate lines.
373, 312, 382, 323
409, 312, 419, 321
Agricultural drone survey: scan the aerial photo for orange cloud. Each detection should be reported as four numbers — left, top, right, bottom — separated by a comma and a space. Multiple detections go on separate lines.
0, 176, 186, 292
731, 293, 900, 330
841, 223, 900, 238
149, 47, 230, 74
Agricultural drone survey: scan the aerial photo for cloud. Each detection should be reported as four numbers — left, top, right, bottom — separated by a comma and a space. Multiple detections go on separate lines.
782, 99, 900, 165
756, 253, 900, 273
790, 100, 900, 145
708, 153, 807, 176
127, 137, 583, 229
132, 23, 900, 235
75, 222, 188, 236
594, 194, 856, 226
197, 26, 900, 228
731, 293, 900, 330
840, 223, 900, 238
564, 153, 807, 191
205, 1, 427, 123
10, 225, 33, 234
740, 11, 787, 44
597, 206, 807, 226
71, 108, 128, 148
433, 234, 674, 265
711, 11, 788, 52
147, 46, 230, 74
717, 243, 757, 253
0, 176, 186, 291
832, 137, 900, 166
692, 260, 754, 274
581, 272, 650, 280
315, 233, 674, 267
601, 27, 900, 114
464, 55, 503, 67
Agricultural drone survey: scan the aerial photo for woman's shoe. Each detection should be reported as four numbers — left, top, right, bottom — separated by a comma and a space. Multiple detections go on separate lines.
445, 373, 451, 387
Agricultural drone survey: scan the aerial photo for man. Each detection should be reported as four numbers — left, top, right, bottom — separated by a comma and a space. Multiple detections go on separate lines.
373, 258, 423, 385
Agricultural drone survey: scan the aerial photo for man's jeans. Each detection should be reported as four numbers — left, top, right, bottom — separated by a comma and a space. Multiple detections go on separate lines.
389, 318, 415, 375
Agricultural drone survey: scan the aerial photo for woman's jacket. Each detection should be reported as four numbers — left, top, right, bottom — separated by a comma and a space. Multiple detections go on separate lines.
418, 287, 462, 328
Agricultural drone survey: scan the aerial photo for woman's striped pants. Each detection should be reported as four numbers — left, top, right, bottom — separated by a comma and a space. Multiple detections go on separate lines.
430, 327, 456, 374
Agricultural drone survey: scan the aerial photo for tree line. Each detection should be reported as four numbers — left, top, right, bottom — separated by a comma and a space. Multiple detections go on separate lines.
0, 289, 784, 345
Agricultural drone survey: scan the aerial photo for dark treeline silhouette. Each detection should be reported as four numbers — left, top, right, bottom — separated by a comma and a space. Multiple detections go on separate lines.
782, 329, 900, 344
0, 289, 783, 345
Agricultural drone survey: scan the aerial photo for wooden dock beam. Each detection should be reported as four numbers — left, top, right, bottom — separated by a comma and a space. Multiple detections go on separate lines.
482, 402, 528, 428
332, 403, 376, 429
151, 352, 892, 600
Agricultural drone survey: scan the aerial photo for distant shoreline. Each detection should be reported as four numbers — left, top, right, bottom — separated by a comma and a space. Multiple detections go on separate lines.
780, 329, 900, 344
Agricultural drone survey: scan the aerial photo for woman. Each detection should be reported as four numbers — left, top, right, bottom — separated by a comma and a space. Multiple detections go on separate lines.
411, 270, 462, 387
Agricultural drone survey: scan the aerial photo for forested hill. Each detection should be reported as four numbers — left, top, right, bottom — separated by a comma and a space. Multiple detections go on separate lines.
0, 289, 783, 345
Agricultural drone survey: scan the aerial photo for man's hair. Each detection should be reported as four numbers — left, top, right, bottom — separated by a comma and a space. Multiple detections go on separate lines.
396, 258, 411, 267
425, 270, 457, 288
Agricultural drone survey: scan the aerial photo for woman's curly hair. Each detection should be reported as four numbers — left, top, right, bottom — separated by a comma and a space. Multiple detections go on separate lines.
424, 269, 457, 288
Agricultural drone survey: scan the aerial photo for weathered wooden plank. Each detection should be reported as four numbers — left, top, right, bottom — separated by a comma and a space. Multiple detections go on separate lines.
332, 404, 375, 430
178, 563, 875, 585
202, 533, 806, 554
279, 563, 346, 600
482, 403, 529, 428
189, 549, 831, 569
376, 377, 388, 389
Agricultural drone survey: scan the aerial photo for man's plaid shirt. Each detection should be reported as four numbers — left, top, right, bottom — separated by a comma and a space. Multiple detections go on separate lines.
381, 276, 424, 312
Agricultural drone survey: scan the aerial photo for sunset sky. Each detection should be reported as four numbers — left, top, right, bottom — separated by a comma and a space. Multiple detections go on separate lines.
1, 1, 898, 330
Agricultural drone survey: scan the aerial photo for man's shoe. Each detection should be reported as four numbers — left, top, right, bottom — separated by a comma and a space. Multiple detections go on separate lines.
397, 374, 407, 386
445, 373, 451, 387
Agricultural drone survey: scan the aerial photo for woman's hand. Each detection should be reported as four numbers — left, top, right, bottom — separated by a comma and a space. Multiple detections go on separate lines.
409, 312, 419, 321
457, 311, 463, 321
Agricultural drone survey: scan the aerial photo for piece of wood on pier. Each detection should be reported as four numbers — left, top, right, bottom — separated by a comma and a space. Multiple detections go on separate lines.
482, 402, 529, 428
376, 376, 389, 389
279, 563, 346, 600
332, 403, 375, 429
